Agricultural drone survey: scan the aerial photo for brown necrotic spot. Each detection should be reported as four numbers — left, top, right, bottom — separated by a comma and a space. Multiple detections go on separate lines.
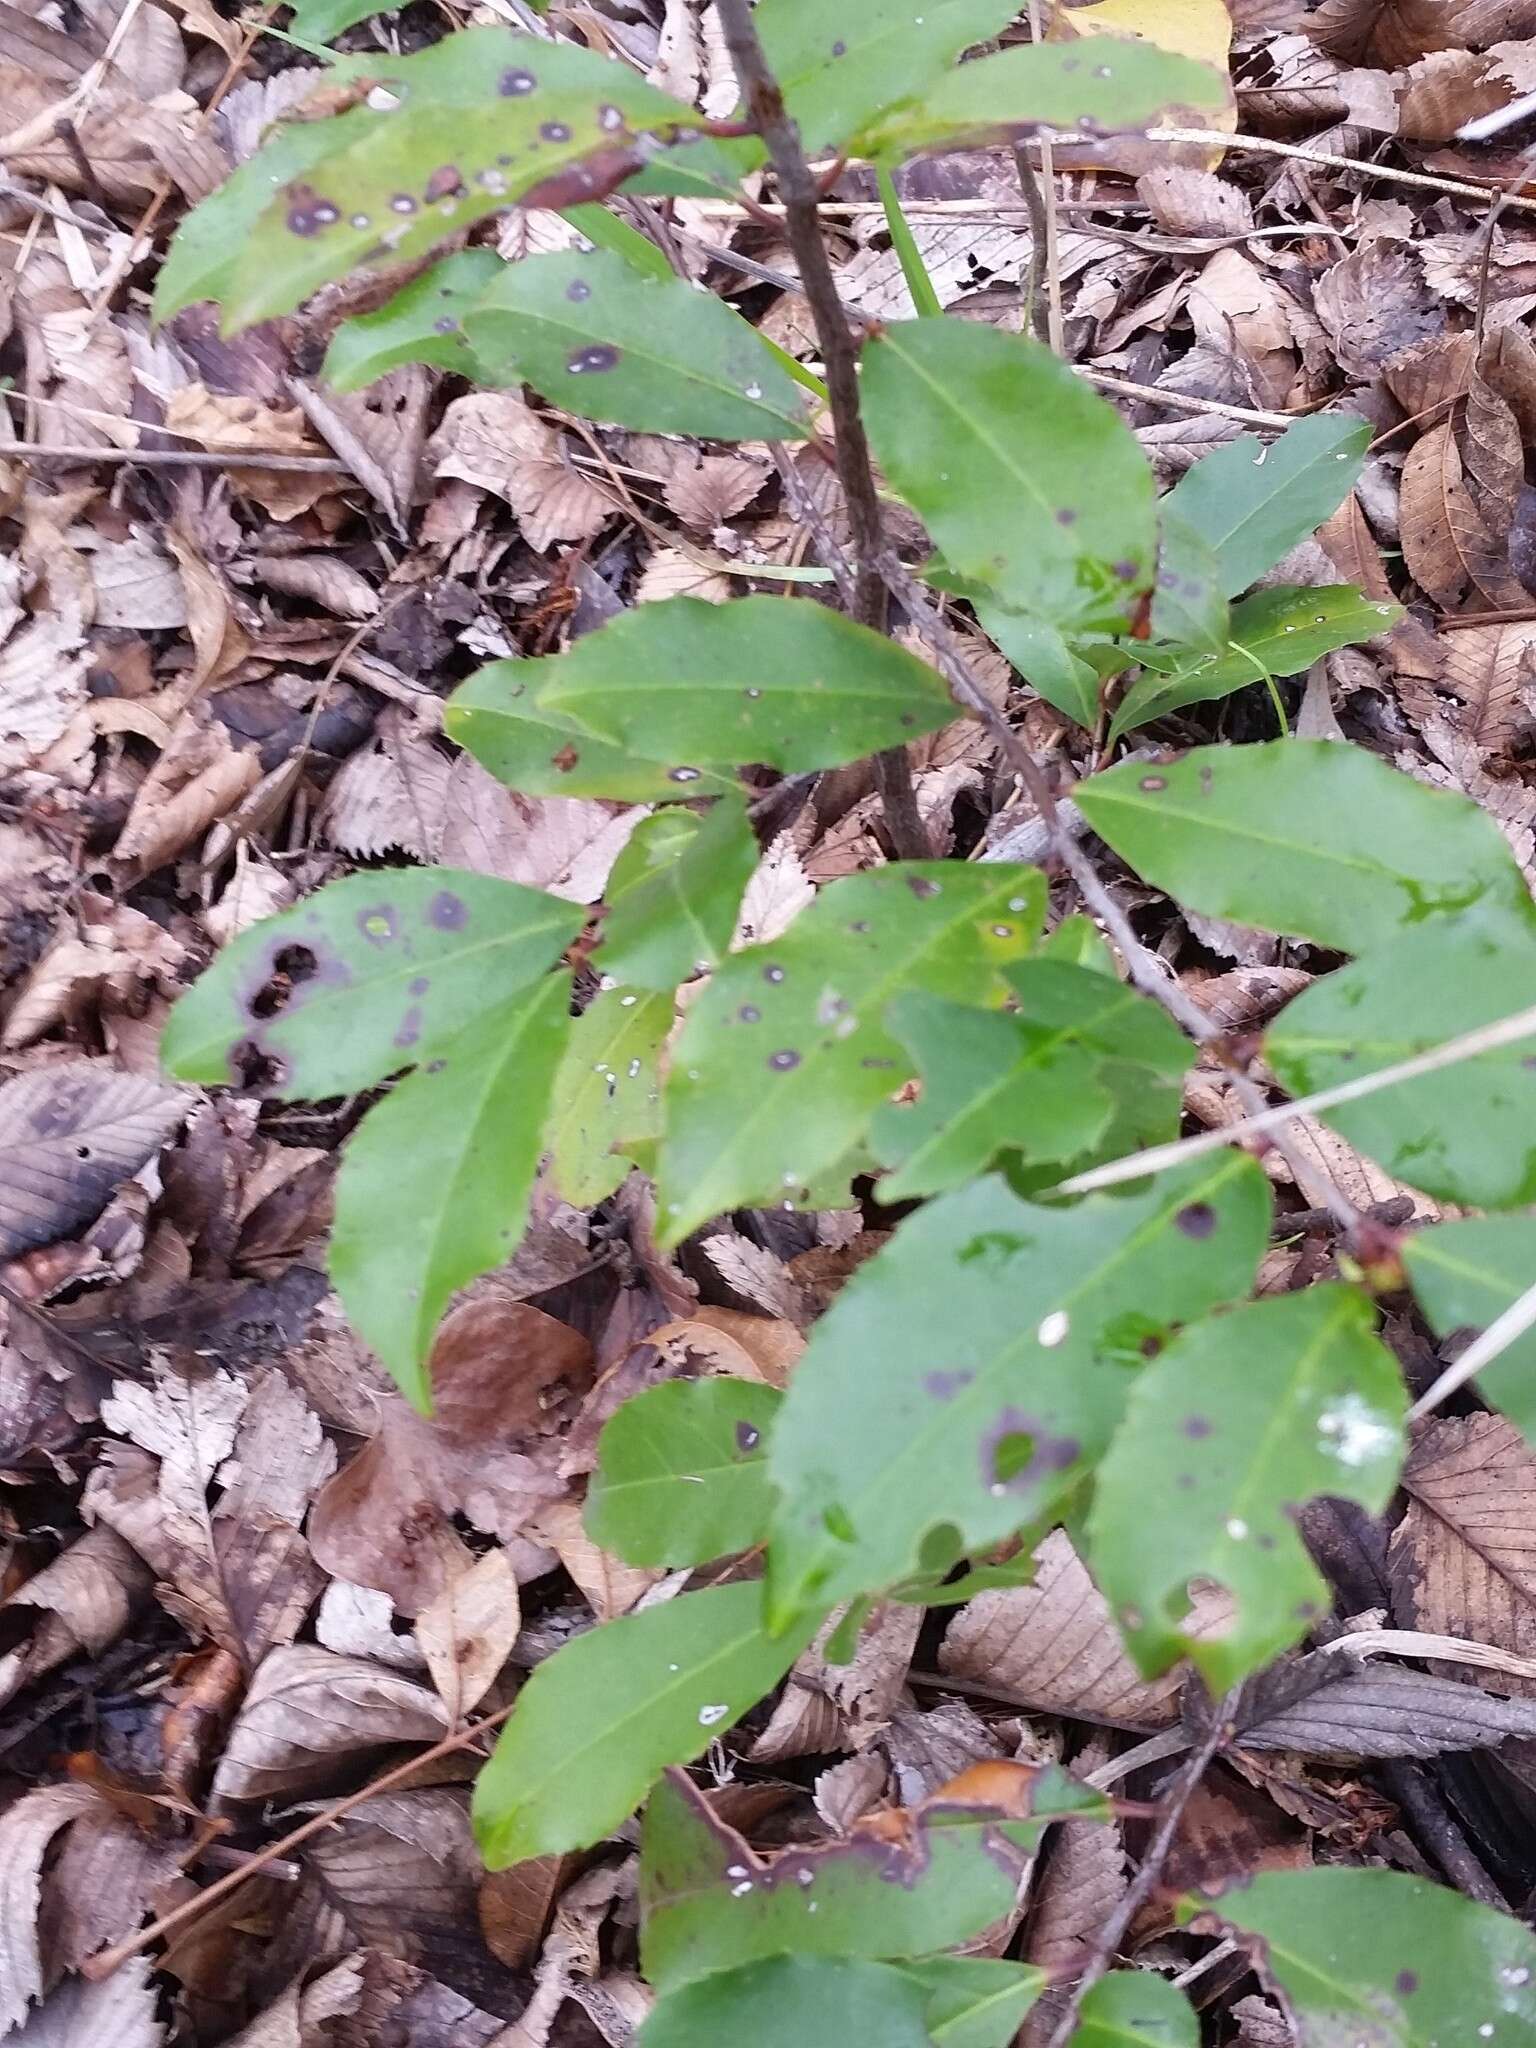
1055, 507, 1077, 525
568, 343, 621, 374
424, 165, 465, 202
599, 103, 625, 130
540, 120, 573, 142
1112, 559, 1139, 581
358, 907, 397, 946
735, 1420, 761, 1454
924, 1369, 974, 1401
500, 66, 537, 94
980, 1408, 1080, 1496
551, 743, 580, 773
1395, 1972, 1419, 1996
738, 1004, 761, 1023
768, 1048, 801, 1071
429, 890, 468, 930
1176, 1201, 1217, 1238
1139, 773, 1167, 792
764, 964, 786, 984
831, 38, 847, 53
1183, 1415, 1212, 1438
906, 875, 940, 899
394, 1006, 423, 1050
566, 276, 593, 302
285, 184, 338, 236
409, 975, 430, 997
390, 193, 417, 215
433, 316, 459, 334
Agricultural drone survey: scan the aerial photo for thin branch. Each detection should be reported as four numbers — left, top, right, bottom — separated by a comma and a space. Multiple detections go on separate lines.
1056, 997, 1536, 1199
1409, 1273, 1536, 1419
1023, 0, 1064, 353
1012, 143, 1052, 346
1040, 1696, 1235, 2048
712, 0, 928, 859
3, 441, 350, 471
1140, 125, 1536, 212
82, 1698, 518, 1979
873, 554, 1364, 1235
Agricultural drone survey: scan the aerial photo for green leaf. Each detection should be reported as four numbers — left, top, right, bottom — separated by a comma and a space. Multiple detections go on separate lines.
461, 249, 810, 440
972, 598, 1117, 729
471, 1582, 820, 1868
853, 37, 1230, 157
1074, 740, 1534, 954
599, 798, 759, 990
895, 1959, 1046, 2048
874, 995, 1113, 1198
1071, 1973, 1198, 2048
330, 975, 571, 1409
1088, 1285, 1404, 1688
863, 320, 1156, 635
286, 0, 385, 43
1266, 912, 1536, 1209
640, 1958, 935, 2048
447, 664, 737, 804
1180, 1866, 1536, 2046
878, 166, 943, 317
535, 597, 959, 773
1107, 585, 1402, 744
323, 249, 504, 389
585, 1379, 782, 1568
654, 862, 1045, 1246
639, 1765, 1105, 1992
174, 32, 701, 331
1150, 510, 1229, 655
1166, 413, 1371, 598
762, 0, 1024, 154
544, 987, 670, 1207
873, 961, 1189, 1200
159, 868, 582, 1097
765, 1152, 1270, 1623
1403, 1216, 1536, 1434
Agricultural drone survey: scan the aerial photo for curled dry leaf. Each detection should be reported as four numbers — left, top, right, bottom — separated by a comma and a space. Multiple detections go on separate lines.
209, 1645, 448, 1805
296, 1788, 485, 1972
479, 1850, 587, 1969
3, 894, 187, 1051
0, 1526, 152, 1710
310, 1295, 592, 1614
0, 1064, 189, 1260
940, 1529, 1233, 1729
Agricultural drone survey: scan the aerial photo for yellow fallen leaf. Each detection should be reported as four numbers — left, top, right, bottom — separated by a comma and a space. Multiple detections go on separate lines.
1056, 0, 1236, 167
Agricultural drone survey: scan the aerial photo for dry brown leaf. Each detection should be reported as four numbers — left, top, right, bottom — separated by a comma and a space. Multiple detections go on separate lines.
751, 1602, 922, 1762
0, 1785, 109, 2033
0, 1064, 187, 1257
479, 1852, 585, 1969
3, 891, 186, 1050
531, 1498, 661, 1622
243, 554, 380, 619
940, 1529, 1233, 1727
1137, 167, 1254, 235
112, 709, 264, 874
220, 1951, 374, 2047
1313, 242, 1446, 377
839, 218, 1034, 321
1308, 0, 1463, 66
881, 1697, 1008, 1805
210, 1646, 448, 1805
1428, 621, 1536, 748
429, 394, 612, 553
1389, 1413, 1536, 1692
9, 1955, 165, 2047
1262, 1112, 1441, 1220
415, 1548, 522, 1722
1396, 47, 1508, 135
296, 1787, 483, 1964
1316, 493, 1397, 605
699, 1231, 810, 1325
163, 384, 334, 522
1232, 1995, 1296, 2047
82, 532, 187, 630
660, 448, 770, 532
1185, 249, 1298, 408
310, 1296, 591, 1614
633, 548, 733, 605
1406, 715, 1536, 876
292, 371, 430, 538
649, 1307, 806, 1390
0, 1526, 151, 1709
163, 529, 252, 700
1021, 1737, 1126, 2038
1400, 419, 1501, 606
1480, 319, 1536, 440
440, 760, 642, 905
1234, 1651, 1536, 1755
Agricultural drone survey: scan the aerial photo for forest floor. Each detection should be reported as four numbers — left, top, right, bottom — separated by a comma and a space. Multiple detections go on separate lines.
4, 0, 1536, 2041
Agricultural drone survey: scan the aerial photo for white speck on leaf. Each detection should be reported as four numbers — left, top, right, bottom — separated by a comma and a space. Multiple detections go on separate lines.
698, 1702, 729, 1726
1037, 1310, 1070, 1348
1317, 1394, 1396, 1467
